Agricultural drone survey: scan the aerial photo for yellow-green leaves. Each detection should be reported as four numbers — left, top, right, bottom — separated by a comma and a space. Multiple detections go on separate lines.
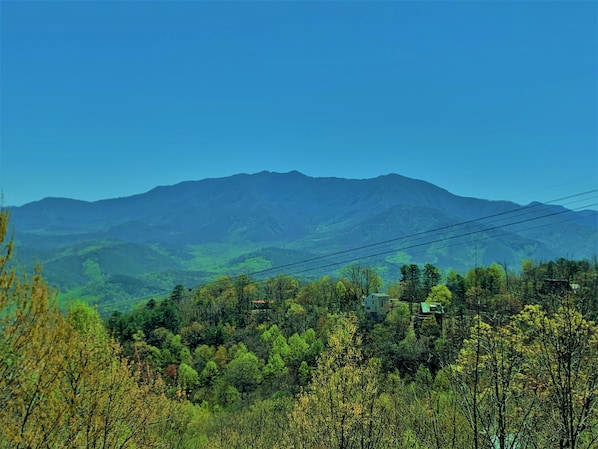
0, 211, 187, 449
288, 315, 385, 449
453, 300, 598, 449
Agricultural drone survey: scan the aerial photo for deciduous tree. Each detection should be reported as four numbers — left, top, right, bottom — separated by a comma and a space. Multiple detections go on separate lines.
288, 315, 386, 449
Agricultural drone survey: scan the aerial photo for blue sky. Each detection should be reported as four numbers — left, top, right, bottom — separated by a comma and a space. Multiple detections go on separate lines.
1, 1, 596, 210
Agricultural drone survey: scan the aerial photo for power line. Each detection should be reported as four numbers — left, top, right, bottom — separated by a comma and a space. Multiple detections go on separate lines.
277, 200, 598, 280
122, 189, 597, 303
245, 190, 597, 280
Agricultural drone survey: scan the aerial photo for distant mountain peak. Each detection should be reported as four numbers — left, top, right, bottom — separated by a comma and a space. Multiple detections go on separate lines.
9, 171, 596, 306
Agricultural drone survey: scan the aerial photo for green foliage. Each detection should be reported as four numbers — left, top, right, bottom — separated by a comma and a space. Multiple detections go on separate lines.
288, 315, 387, 449
200, 360, 220, 387
426, 283, 452, 307
100, 254, 598, 447
452, 299, 598, 449
178, 362, 200, 394
0, 212, 188, 448
82, 258, 104, 280
263, 352, 288, 379
7, 205, 598, 449
287, 333, 309, 368
224, 351, 263, 394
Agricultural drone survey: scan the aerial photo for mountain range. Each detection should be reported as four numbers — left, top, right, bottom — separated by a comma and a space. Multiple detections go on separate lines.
9, 171, 597, 313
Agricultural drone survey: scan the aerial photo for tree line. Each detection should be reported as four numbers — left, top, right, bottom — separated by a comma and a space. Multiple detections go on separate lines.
1, 208, 597, 448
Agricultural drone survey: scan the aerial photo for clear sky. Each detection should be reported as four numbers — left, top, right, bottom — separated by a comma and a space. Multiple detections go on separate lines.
1, 1, 596, 210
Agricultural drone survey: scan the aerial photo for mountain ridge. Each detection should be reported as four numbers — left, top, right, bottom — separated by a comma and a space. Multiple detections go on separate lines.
9, 171, 597, 312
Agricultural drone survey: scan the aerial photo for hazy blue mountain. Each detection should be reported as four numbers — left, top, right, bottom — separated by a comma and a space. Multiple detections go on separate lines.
9, 171, 597, 312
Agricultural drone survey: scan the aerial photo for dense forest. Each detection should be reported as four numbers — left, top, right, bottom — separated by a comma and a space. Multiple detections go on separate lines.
1, 209, 598, 449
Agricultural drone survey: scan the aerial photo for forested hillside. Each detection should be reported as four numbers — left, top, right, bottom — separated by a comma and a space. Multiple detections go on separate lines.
9, 171, 598, 312
2, 209, 598, 449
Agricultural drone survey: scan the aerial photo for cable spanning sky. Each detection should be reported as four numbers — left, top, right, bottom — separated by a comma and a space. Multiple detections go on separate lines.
248, 189, 598, 281
1, 1, 596, 208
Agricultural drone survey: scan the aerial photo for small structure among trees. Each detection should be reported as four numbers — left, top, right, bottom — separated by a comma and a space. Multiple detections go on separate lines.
539, 278, 572, 296
417, 301, 444, 318
251, 299, 271, 313
362, 293, 400, 316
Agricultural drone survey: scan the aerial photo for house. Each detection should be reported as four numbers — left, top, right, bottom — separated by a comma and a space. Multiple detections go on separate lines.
251, 299, 270, 313
418, 302, 444, 316
415, 301, 445, 322
539, 279, 574, 296
362, 293, 400, 316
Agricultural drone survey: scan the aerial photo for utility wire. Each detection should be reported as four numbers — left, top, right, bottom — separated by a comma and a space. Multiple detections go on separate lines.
121, 189, 597, 304
276, 200, 598, 281
183, 193, 597, 292
245, 190, 597, 280
375, 209, 598, 268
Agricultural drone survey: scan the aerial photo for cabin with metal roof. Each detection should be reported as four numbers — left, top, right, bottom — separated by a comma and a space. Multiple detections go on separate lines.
419, 302, 444, 315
